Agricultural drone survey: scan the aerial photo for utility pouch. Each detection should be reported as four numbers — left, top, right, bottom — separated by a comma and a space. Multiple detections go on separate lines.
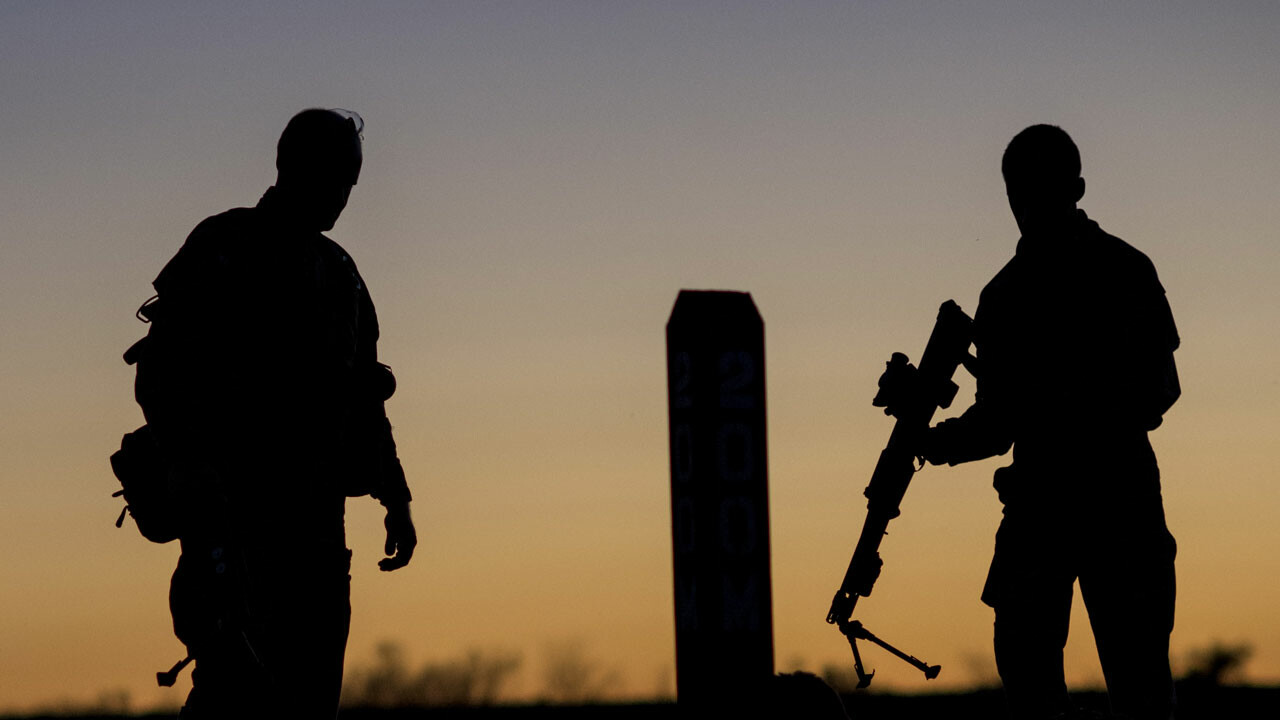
366, 362, 396, 402
991, 464, 1020, 506
110, 425, 180, 544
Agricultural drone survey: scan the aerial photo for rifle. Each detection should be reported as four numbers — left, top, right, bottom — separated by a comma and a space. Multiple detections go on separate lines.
826, 300, 976, 688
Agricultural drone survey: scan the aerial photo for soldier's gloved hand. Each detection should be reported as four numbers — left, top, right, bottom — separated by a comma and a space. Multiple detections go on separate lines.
378, 501, 417, 571
919, 424, 952, 466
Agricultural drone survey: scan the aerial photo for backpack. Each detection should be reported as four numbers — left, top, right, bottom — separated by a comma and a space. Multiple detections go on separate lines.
113, 293, 217, 686
110, 295, 182, 544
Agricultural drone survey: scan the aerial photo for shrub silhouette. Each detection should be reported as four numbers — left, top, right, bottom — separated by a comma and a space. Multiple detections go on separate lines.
1180, 641, 1253, 687
342, 641, 522, 707
539, 639, 624, 703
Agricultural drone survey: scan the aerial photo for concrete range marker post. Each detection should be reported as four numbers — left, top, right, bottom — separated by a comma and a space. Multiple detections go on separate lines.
666, 290, 774, 709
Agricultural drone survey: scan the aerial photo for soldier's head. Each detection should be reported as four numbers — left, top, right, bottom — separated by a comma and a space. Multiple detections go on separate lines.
275, 108, 364, 231
1002, 124, 1085, 236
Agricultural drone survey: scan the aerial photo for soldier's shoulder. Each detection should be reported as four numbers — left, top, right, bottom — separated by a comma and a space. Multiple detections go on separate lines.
318, 234, 370, 294
1090, 227, 1163, 290
318, 234, 356, 264
190, 206, 256, 235
154, 207, 257, 292
318, 234, 365, 276
1089, 223, 1145, 260
979, 254, 1021, 305
181, 207, 258, 255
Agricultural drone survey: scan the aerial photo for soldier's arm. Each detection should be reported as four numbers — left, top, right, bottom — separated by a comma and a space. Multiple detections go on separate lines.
922, 303, 1014, 465
348, 284, 414, 508
1126, 259, 1181, 430
923, 392, 1013, 466
348, 275, 416, 570
366, 381, 416, 572
363, 407, 414, 508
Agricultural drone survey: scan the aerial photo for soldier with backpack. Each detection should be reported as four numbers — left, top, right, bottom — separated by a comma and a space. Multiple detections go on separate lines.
113, 108, 416, 718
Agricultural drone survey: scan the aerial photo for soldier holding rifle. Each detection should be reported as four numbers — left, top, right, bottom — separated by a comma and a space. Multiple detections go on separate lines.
924, 125, 1181, 720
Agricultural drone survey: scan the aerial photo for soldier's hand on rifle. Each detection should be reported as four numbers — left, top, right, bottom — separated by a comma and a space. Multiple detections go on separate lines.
378, 500, 416, 571
919, 424, 953, 466
919, 414, 1012, 467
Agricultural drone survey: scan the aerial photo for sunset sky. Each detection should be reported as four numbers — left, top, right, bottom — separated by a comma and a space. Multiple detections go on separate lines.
3, 1, 1279, 712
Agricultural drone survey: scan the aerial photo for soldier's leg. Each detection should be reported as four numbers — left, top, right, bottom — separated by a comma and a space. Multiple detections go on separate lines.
1079, 511, 1177, 720
984, 509, 1076, 720
277, 577, 351, 716
178, 631, 273, 719
253, 548, 352, 718
172, 551, 273, 719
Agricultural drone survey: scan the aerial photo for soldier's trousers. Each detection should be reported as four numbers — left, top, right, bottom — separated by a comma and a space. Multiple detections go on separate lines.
177, 547, 352, 719
982, 483, 1176, 720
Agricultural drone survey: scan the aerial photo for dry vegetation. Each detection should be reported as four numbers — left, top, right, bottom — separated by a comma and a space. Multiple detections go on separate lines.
341, 642, 523, 708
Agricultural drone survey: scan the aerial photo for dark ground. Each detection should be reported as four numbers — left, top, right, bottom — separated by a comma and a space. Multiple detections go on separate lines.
4, 684, 1277, 720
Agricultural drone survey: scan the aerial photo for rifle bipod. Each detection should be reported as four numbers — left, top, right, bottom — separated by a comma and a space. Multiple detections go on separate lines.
836, 618, 941, 688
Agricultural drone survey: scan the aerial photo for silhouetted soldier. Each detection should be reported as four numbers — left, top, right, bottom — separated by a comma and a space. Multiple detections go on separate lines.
151, 109, 416, 718
923, 125, 1180, 720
